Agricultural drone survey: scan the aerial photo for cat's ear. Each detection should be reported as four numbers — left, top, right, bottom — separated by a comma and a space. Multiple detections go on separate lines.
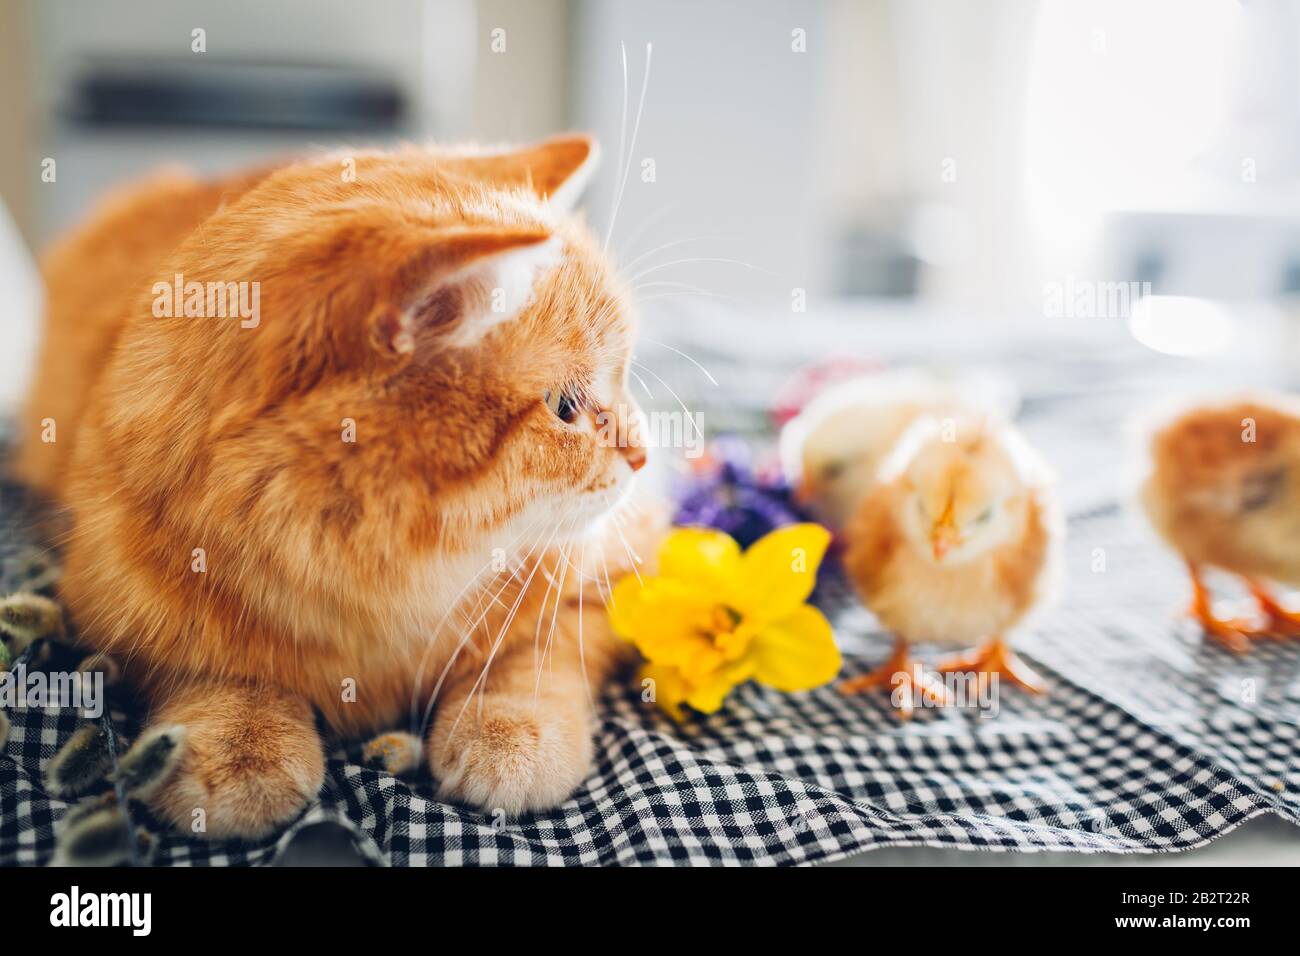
370, 224, 561, 355
446, 135, 599, 211
259, 222, 559, 402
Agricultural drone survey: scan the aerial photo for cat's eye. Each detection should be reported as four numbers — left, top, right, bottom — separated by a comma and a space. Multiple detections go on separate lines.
544, 389, 581, 424
821, 461, 846, 481
974, 507, 994, 524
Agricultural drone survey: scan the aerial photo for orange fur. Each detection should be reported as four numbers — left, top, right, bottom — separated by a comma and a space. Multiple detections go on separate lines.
1141, 396, 1300, 584
16, 136, 655, 832
844, 418, 1062, 646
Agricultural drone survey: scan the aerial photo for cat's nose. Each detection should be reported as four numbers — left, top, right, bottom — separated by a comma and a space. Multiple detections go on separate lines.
599, 396, 648, 472
622, 444, 647, 472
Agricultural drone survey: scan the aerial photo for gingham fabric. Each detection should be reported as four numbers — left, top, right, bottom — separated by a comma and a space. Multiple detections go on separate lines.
2, 310, 1298, 865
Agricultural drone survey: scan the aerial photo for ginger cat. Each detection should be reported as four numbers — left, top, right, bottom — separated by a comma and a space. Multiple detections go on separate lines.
15, 136, 654, 838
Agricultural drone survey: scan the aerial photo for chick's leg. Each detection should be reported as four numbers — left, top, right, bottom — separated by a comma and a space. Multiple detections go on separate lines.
935, 636, 1046, 694
838, 636, 952, 719
1246, 580, 1300, 637
1187, 563, 1252, 653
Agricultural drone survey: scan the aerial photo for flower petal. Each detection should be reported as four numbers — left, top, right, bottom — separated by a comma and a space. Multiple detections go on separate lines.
749, 604, 841, 692
685, 660, 755, 714
610, 577, 722, 675
658, 527, 742, 590
740, 523, 831, 619
640, 662, 691, 721
606, 574, 646, 639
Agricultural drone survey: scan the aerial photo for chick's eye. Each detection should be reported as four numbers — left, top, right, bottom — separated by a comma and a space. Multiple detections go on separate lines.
974, 507, 994, 524
821, 461, 845, 481
543, 389, 581, 424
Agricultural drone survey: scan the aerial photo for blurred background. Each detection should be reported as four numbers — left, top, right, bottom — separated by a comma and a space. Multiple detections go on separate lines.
3, 0, 1300, 868
2, 0, 1300, 409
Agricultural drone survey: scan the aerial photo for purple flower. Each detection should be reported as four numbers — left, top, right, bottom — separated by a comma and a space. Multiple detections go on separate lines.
672, 435, 852, 607
671, 435, 805, 548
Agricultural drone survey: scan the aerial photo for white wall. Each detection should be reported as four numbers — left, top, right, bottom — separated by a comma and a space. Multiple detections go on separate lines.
570, 0, 828, 301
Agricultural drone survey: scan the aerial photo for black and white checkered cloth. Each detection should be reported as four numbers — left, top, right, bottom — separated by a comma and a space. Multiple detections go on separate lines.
3, 310, 1299, 865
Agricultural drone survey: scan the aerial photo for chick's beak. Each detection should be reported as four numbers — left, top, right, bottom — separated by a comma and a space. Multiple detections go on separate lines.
930, 503, 961, 561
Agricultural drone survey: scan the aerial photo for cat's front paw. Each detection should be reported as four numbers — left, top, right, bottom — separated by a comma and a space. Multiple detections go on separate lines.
427, 693, 594, 816
147, 683, 325, 840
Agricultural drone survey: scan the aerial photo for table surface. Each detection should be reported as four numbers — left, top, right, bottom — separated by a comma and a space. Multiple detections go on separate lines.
274, 812, 1299, 866
274, 300, 1300, 867
8, 299, 1299, 867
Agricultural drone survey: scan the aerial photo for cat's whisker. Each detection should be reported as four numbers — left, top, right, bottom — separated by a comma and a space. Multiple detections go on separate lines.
531, 543, 569, 678
407, 505, 551, 730
603, 493, 644, 585
419, 546, 545, 736
444, 513, 581, 738
632, 279, 720, 295
636, 336, 719, 387
615, 500, 648, 559
633, 289, 739, 308
454, 585, 495, 658
533, 533, 577, 707
629, 360, 705, 443
603, 42, 653, 254
422, 563, 532, 739
628, 255, 776, 284
615, 205, 693, 268
628, 366, 654, 400
575, 537, 595, 714
596, 541, 615, 605
407, 532, 535, 727
420, 514, 568, 738
604, 41, 629, 255
619, 234, 717, 277
614, 534, 643, 585
588, 572, 609, 607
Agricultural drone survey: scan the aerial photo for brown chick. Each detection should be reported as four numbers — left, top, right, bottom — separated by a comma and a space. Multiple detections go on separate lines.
839, 415, 1063, 717
1140, 393, 1300, 652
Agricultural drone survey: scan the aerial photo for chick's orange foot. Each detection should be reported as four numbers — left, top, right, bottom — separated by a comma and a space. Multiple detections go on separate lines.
838, 637, 952, 720
1184, 566, 1300, 651
935, 636, 1046, 694
1188, 564, 1253, 653
1247, 582, 1300, 637
1189, 602, 1255, 653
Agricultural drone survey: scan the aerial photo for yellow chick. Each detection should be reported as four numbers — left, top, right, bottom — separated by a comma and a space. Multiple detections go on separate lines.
781, 368, 1019, 530
1139, 393, 1300, 652
838, 415, 1063, 716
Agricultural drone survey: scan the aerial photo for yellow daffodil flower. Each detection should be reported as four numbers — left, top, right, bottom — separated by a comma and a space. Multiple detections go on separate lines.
608, 523, 841, 720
